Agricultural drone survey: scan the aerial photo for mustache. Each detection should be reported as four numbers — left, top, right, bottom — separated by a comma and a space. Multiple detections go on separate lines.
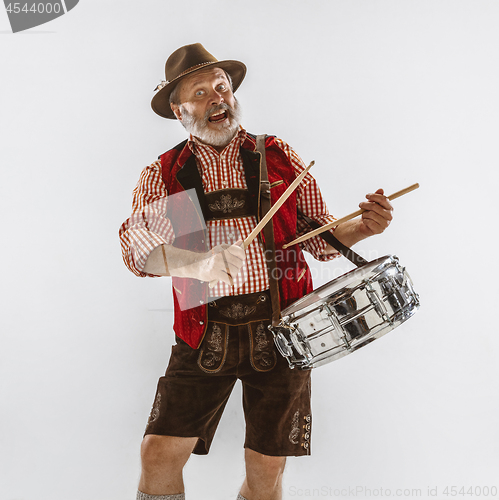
204, 102, 232, 122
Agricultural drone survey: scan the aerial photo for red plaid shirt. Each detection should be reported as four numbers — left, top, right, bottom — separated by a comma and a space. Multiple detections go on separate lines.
119, 128, 339, 296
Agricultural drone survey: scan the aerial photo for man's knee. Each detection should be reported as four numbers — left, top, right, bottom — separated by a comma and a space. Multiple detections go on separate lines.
244, 448, 286, 486
140, 435, 196, 471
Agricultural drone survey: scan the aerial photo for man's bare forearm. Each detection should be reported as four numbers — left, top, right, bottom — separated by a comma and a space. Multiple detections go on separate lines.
323, 219, 366, 255
143, 245, 197, 277
143, 243, 246, 286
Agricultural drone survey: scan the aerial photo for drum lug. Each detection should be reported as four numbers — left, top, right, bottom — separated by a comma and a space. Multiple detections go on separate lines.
365, 281, 390, 323
269, 324, 311, 370
324, 303, 353, 350
272, 327, 293, 358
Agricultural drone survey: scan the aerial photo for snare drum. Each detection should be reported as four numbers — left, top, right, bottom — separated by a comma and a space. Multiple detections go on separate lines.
271, 255, 419, 369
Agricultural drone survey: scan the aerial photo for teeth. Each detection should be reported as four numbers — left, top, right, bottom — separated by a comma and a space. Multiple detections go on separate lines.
211, 110, 225, 117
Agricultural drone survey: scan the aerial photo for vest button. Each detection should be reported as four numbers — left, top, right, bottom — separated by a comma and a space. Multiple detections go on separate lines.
199, 321, 204, 325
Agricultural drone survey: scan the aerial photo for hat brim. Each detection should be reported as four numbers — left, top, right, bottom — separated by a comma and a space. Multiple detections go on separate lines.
151, 60, 246, 119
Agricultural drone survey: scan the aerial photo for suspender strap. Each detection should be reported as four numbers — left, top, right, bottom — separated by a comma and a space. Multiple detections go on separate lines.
256, 135, 281, 326
300, 213, 368, 267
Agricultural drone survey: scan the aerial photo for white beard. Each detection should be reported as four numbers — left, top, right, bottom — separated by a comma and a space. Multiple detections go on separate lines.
179, 98, 242, 148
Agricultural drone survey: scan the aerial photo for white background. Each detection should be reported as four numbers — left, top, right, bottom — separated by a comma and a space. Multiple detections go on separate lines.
1, 1, 498, 499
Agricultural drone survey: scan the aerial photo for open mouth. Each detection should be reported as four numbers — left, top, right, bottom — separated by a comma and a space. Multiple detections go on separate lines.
208, 110, 228, 123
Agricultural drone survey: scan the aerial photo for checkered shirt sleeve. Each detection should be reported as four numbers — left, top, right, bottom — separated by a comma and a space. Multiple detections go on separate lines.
119, 161, 175, 277
273, 138, 340, 262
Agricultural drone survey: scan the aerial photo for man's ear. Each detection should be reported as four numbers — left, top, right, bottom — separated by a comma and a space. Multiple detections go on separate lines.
171, 104, 182, 121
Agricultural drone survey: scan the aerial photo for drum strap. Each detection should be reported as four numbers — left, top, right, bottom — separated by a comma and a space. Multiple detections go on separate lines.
256, 135, 281, 326
299, 213, 368, 267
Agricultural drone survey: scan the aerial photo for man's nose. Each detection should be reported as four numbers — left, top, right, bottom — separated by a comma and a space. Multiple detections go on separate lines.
209, 88, 224, 105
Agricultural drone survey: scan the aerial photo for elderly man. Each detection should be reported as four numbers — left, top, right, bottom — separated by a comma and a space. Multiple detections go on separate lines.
119, 43, 393, 500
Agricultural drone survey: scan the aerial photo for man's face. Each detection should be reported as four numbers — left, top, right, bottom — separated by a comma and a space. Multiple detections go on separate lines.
170, 67, 241, 149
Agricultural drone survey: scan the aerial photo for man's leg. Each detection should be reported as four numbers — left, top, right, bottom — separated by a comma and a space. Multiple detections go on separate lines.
239, 448, 286, 500
138, 435, 198, 495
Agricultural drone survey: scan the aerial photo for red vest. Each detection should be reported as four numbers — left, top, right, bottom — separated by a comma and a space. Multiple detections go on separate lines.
160, 134, 313, 348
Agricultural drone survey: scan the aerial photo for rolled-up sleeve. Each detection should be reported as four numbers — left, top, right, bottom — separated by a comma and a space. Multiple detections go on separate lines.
273, 138, 340, 262
119, 161, 175, 277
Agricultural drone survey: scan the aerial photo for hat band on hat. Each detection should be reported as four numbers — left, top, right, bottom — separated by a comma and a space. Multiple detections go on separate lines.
154, 61, 217, 93
175, 61, 217, 80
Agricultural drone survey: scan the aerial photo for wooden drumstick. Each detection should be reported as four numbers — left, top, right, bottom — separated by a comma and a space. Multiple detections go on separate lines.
282, 182, 420, 249
209, 160, 315, 288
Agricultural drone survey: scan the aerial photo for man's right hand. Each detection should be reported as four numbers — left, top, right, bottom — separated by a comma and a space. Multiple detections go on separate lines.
202, 242, 246, 285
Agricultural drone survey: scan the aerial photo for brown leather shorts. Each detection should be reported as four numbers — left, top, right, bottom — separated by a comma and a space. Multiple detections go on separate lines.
144, 290, 312, 457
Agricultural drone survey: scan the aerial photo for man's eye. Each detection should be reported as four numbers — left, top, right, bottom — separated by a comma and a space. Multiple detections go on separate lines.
217, 84, 227, 91
195, 90, 205, 96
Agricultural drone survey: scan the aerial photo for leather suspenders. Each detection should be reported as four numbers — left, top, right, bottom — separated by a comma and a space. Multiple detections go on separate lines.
255, 135, 281, 326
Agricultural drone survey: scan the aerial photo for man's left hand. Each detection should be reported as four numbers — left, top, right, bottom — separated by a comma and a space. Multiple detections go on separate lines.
323, 188, 394, 254
357, 188, 393, 237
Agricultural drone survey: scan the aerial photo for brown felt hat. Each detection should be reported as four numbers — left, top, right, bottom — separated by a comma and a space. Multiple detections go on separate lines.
151, 43, 247, 119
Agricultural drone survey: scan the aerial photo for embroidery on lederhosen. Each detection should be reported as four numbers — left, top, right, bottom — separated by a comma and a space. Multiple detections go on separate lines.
197, 323, 228, 373
146, 392, 162, 430
208, 194, 245, 214
249, 321, 276, 372
289, 410, 300, 444
220, 303, 256, 321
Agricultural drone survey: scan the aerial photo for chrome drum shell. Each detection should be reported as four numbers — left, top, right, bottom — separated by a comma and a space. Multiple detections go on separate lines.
271, 255, 419, 369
